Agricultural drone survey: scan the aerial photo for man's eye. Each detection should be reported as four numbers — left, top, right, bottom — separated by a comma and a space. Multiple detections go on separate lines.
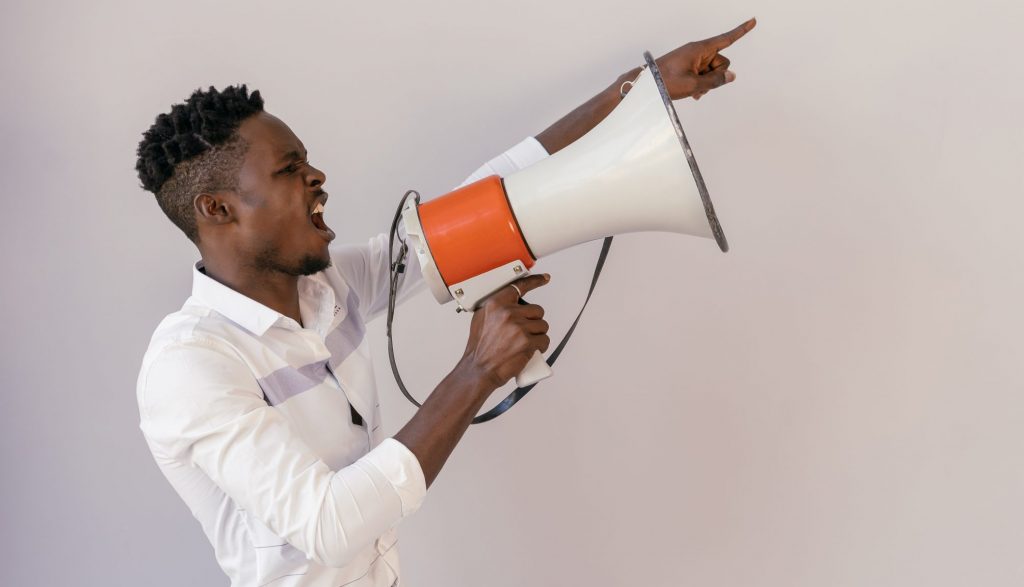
279, 159, 308, 175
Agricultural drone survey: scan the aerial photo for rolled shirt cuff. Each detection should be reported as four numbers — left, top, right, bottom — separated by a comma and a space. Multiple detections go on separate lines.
505, 136, 550, 168
361, 438, 427, 518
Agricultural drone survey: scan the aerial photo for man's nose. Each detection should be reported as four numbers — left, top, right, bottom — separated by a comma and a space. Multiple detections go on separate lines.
307, 164, 326, 187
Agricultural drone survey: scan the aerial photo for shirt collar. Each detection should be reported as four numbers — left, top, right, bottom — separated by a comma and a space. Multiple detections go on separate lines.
190, 261, 291, 336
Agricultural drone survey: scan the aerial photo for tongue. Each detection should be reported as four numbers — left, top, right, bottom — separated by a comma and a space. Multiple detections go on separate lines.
311, 212, 328, 231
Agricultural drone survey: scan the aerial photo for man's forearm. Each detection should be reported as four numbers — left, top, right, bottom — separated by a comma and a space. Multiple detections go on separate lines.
393, 358, 495, 489
535, 66, 642, 155
392, 272, 551, 490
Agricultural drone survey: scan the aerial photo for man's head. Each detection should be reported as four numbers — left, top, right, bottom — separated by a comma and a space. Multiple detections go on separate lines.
136, 85, 335, 277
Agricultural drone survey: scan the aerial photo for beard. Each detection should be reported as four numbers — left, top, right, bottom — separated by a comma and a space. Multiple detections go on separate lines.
251, 247, 331, 277
293, 254, 331, 276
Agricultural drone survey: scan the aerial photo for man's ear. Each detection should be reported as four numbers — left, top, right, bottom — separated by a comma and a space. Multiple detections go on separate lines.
193, 192, 236, 228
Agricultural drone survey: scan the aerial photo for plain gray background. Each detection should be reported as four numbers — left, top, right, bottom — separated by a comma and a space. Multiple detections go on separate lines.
2, 0, 1023, 585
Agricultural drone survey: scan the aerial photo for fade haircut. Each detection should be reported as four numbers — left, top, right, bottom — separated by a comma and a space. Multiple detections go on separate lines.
135, 85, 264, 242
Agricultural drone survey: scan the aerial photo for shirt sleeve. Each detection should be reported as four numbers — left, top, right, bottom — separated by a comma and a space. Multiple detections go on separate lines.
452, 135, 550, 189
138, 337, 426, 568
331, 136, 550, 322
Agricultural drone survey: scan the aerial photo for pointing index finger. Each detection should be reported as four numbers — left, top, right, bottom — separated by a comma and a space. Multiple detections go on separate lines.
705, 17, 757, 51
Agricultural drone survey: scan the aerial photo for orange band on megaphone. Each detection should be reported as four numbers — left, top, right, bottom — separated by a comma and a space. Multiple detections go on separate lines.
418, 175, 535, 286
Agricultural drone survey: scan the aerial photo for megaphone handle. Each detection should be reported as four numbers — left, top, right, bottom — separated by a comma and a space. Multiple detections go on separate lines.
512, 295, 552, 387
516, 349, 552, 388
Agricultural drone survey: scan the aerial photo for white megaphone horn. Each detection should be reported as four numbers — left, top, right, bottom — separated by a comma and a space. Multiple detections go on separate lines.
399, 51, 729, 389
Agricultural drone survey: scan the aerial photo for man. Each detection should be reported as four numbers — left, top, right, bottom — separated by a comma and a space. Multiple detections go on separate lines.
135, 19, 755, 587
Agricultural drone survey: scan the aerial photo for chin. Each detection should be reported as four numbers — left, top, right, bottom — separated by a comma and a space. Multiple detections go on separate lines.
297, 253, 331, 276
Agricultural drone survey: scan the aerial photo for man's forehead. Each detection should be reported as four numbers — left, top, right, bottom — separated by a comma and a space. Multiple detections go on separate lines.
238, 112, 306, 162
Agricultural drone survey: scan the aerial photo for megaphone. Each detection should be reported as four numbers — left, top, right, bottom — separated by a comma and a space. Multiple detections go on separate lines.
399, 51, 728, 389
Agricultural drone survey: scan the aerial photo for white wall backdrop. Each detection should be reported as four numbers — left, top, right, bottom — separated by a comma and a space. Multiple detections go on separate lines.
2, 0, 1022, 585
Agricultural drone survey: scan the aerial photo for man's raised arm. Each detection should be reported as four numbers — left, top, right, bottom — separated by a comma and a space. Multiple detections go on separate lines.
536, 18, 756, 154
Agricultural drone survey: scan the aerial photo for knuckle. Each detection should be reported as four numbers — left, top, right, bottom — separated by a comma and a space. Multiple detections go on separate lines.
513, 324, 530, 341
516, 334, 533, 354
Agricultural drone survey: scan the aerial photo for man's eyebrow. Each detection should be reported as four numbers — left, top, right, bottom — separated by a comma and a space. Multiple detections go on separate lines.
277, 149, 306, 164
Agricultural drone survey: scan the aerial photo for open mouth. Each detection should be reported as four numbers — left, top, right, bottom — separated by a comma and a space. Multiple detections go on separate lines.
310, 200, 335, 242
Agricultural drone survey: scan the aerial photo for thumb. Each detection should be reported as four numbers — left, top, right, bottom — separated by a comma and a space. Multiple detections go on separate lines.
697, 69, 736, 93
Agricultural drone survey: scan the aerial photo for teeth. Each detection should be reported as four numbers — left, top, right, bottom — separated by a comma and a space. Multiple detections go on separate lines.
312, 202, 324, 215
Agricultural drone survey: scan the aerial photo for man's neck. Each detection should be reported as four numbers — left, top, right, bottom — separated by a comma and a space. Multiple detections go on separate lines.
200, 257, 303, 326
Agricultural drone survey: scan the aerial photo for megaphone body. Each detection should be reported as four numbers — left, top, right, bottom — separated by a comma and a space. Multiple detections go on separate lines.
401, 51, 728, 388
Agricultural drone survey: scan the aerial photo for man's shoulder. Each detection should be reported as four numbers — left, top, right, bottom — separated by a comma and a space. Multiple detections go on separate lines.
136, 302, 261, 429
146, 297, 231, 348
139, 298, 253, 383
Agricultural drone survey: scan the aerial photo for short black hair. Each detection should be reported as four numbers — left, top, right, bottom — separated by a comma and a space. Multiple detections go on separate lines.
135, 85, 264, 242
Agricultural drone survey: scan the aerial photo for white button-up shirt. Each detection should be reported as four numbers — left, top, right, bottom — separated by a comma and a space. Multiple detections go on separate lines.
137, 137, 548, 587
